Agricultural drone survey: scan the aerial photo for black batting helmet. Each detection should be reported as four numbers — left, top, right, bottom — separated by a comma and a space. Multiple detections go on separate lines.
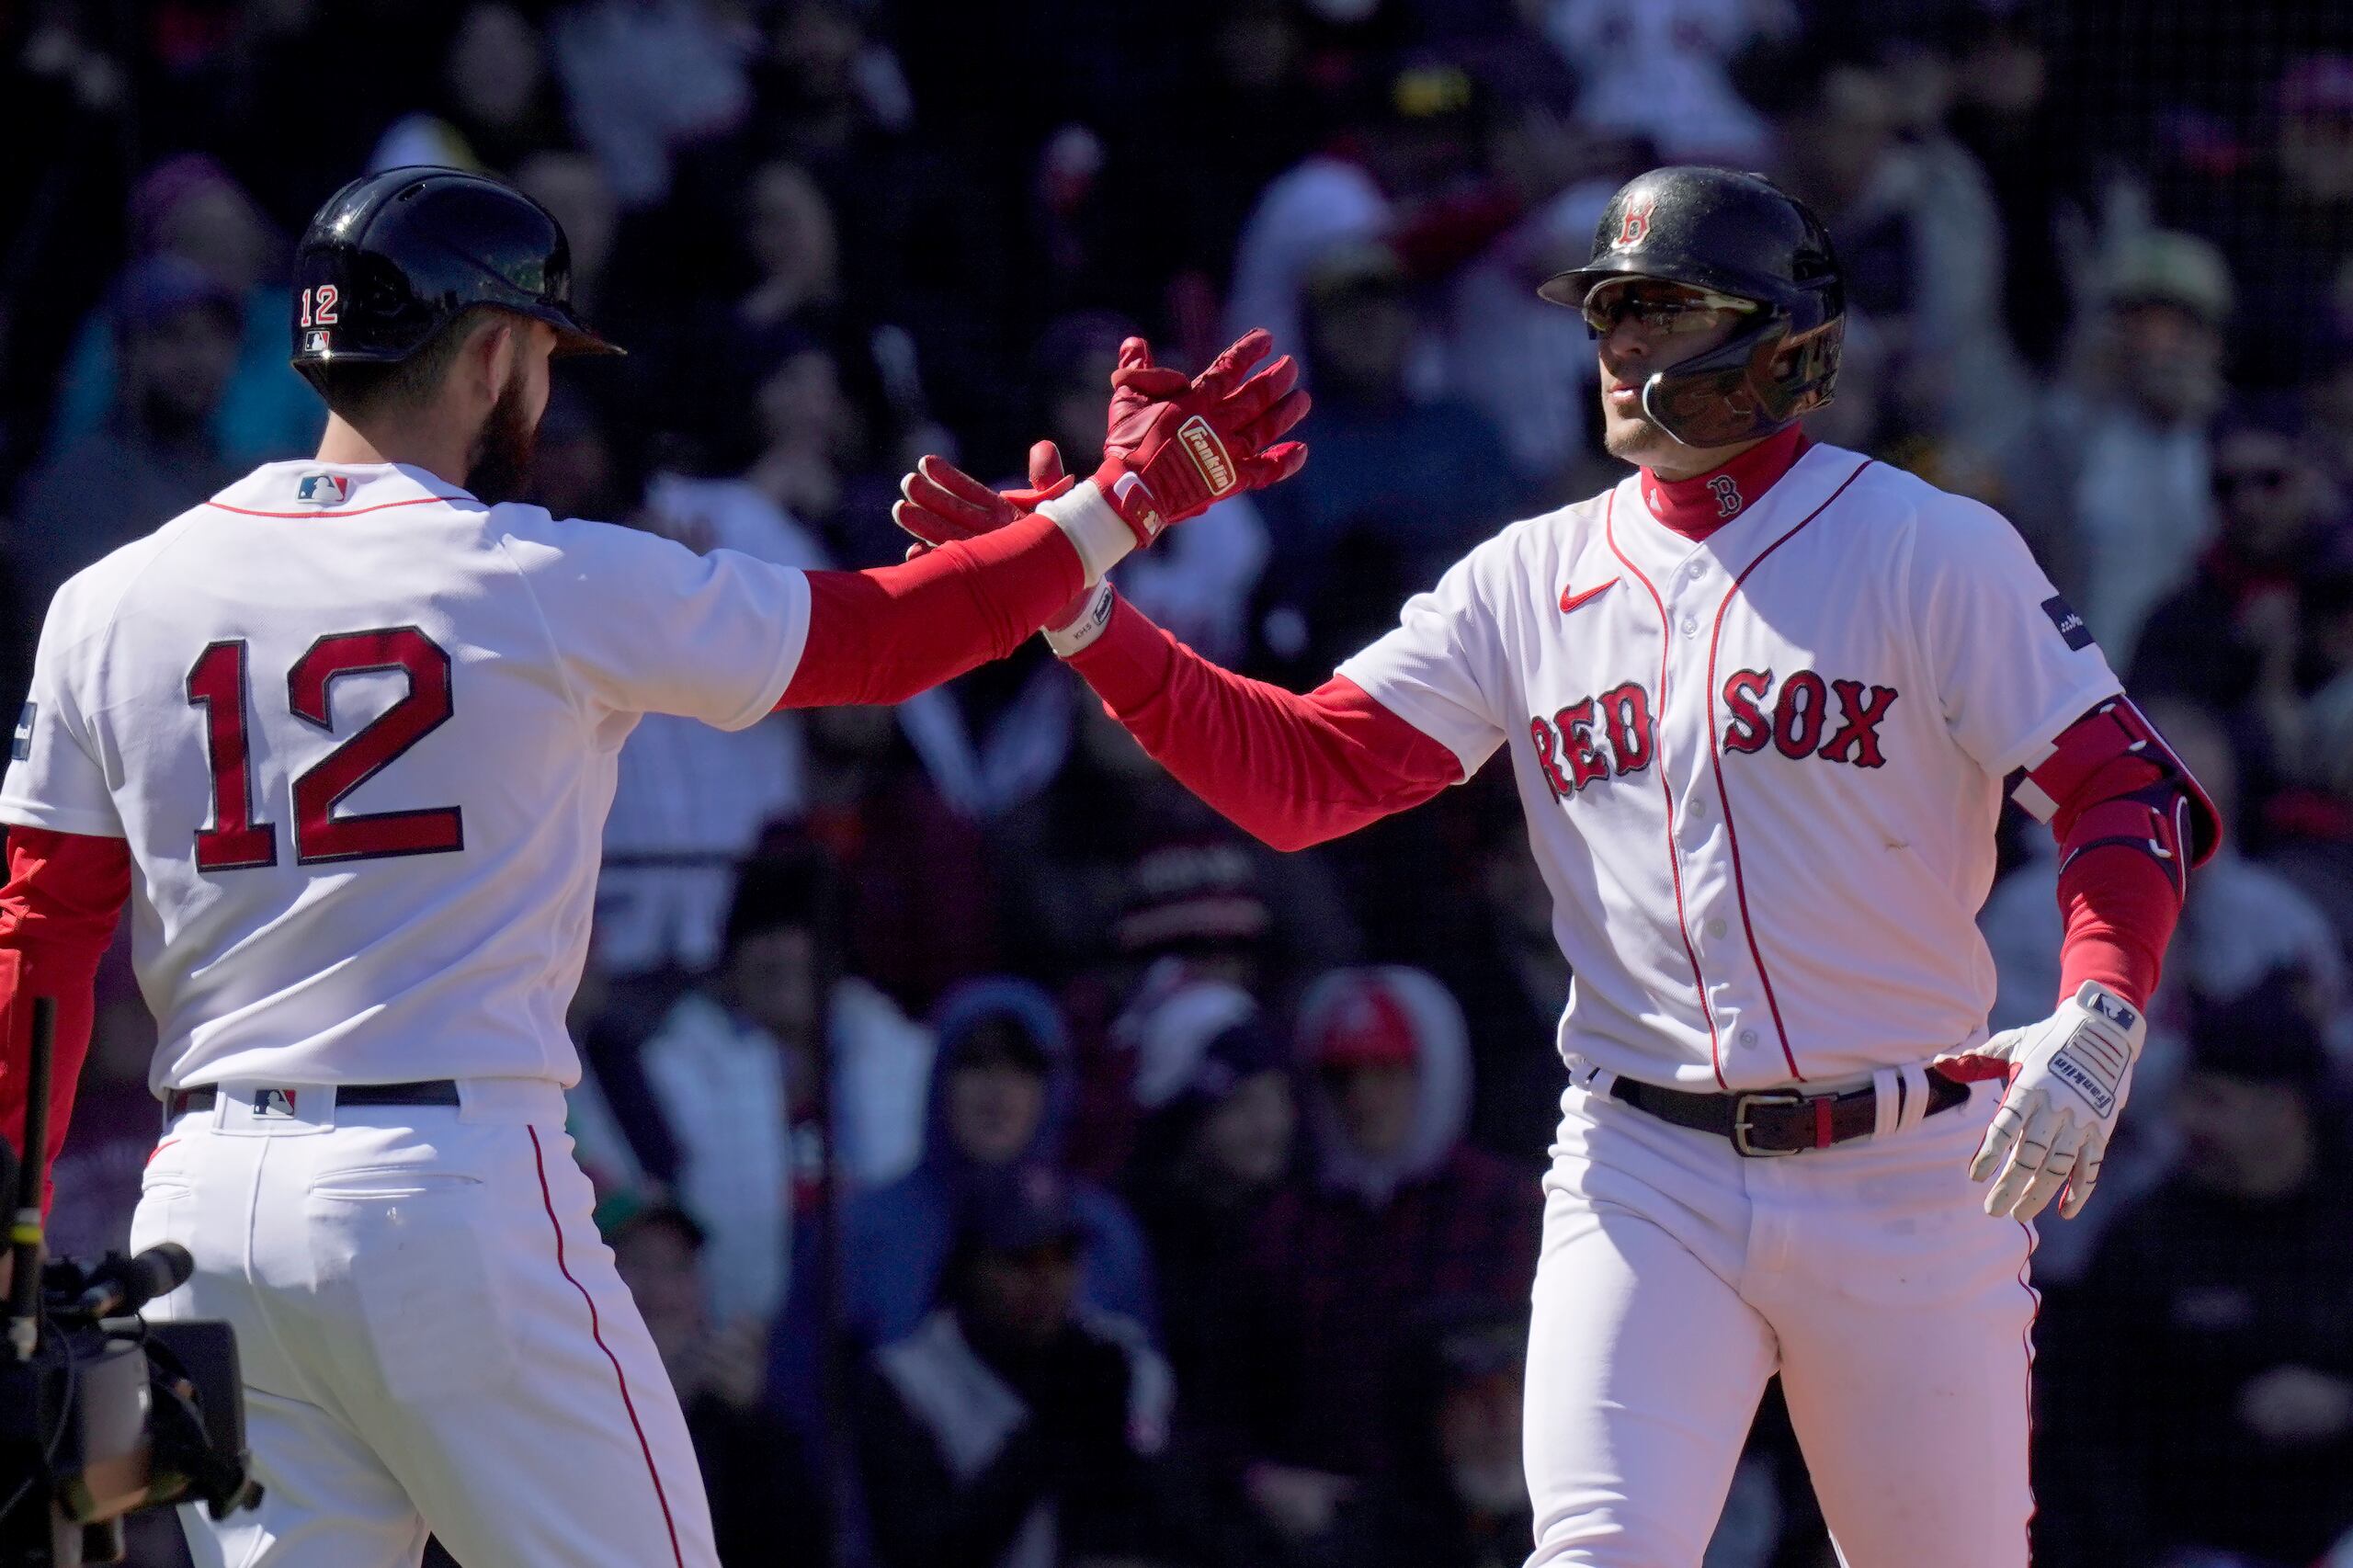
290, 166, 620, 392
1540, 166, 1842, 447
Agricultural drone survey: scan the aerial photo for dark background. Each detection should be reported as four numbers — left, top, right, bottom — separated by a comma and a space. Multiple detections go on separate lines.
6, 1, 2353, 1564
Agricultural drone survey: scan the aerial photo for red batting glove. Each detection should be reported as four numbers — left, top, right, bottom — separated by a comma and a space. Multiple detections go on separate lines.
892, 441, 1097, 632
1094, 329, 1310, 543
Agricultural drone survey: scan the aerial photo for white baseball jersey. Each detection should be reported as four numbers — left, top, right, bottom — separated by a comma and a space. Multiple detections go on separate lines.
0, 460, 812, 1094
1341, 440, 2120, 1090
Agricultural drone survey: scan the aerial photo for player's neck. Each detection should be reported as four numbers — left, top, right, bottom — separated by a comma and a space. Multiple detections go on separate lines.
313, 411, 474, 494
1638, 425, 1809, 540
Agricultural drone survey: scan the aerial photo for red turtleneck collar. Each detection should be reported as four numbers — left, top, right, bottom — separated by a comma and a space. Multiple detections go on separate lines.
1638, 425, 1811, 540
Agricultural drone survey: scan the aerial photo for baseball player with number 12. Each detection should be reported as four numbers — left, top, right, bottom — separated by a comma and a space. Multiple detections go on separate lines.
0, 166, 1305, 1568
894, 166, 2222, 1567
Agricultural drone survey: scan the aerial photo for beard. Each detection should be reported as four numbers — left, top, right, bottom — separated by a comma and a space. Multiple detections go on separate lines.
465, 373, 540, 505
1603, 407, 1672, 465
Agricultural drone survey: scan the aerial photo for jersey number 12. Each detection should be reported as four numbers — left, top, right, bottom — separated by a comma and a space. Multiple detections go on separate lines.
186, 629, 464, 871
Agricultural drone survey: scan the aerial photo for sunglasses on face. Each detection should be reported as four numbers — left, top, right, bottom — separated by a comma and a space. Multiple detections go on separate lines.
1582, 284, 1760, 336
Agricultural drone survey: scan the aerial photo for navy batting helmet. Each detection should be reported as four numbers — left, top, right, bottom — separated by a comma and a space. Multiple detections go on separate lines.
290, 166, 620, 391
1540, 166, 1842, 448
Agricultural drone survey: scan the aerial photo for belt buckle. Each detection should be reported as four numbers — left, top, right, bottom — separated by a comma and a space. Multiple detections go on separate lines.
1732, 1090, 1808, 1157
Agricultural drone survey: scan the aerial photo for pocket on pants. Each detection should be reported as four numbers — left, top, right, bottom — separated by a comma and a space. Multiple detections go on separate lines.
307, 1175, 517, 1403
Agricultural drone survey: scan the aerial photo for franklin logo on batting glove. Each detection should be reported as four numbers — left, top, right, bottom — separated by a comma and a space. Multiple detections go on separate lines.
1176, 416, 1235, 495
1935, 979, 2147, 1221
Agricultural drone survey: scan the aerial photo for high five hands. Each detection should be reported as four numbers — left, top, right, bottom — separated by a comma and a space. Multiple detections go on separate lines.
894, 327, 1308, 586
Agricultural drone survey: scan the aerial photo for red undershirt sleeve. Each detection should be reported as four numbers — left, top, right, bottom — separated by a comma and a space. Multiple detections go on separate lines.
2054, 843, 2176, 1012
0, 826, 132, 1210
778, 511, 1086, 710
1063, 597, 1463, 851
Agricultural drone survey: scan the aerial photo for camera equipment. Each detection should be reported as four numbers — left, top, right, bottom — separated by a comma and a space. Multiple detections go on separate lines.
1, 998, 261, 1566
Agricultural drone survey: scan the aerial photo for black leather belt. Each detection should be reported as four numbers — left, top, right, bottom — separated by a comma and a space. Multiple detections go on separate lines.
165, 1080, 461, 1118
1608, 1071, 1971, 1156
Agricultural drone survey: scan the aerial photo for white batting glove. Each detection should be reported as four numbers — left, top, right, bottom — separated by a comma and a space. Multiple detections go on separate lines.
1933, 981, 2145, 1221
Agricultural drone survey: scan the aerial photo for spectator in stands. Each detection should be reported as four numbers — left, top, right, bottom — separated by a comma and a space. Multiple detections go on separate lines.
1123, 987, 1298, 1517
2036, 980, 2353, 1568
597, 390, 826, 976
608, 1199, 819, 1568
852, 1161, 1175, 1568
2131, 422, 2348, 802
1426, 781, 1574, 1163
1225, 60, 1504, 372
751, 0, 915, 176
1330, 1312, 1533, 1568
634, 850, 930, 1325
837, 979, 1154, 1344
2131, 422, 2340, 699
1103, 829, 1358, 1020
1538, 0, 1787, 164
790, 705, 1001, 1011
549, 0, 753, 210
1237, 968, 1540, 1552
1944, 6, 2094, 372
2004, 232, 2231, 665
14, 256, 241, 610
2271, 574, 2353, 966
2180, 53, 2353, 393
1259, 242, 1518, 631
368, 1, 568, 174
48, 154, 319, 474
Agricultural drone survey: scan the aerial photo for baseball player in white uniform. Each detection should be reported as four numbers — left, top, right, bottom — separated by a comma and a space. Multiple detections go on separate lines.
892, 166, 2221, 1567
0, 167, 1306, 1568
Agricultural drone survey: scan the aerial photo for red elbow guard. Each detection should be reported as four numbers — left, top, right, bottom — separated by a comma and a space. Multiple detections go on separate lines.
2011, 697, 2222, 902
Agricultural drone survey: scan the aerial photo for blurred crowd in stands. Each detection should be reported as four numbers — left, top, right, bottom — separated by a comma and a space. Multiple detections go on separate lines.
5, 0, 2352, 1564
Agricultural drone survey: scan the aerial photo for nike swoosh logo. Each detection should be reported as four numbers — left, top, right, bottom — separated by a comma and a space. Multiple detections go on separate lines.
1559, 578, 1619, 613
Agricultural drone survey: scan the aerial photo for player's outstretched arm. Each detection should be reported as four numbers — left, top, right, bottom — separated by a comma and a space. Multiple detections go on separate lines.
894, 449, 1461, 851
0, 827, 131, 1209
1066, 595, 1462, 850
777, 331, 1307, 710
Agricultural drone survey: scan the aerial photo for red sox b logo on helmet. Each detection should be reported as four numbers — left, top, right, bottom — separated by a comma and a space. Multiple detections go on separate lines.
1615, 199, 1655, 249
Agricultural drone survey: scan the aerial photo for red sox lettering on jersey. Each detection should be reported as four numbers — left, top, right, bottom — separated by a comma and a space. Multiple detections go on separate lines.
1339, 442, 2125, 1092
1530, 669, 1899, 796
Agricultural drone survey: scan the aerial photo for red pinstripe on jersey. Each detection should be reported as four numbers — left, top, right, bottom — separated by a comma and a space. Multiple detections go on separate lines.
205, 495, 452, 520
1698, 459, 1873, 1081
1603, 492, 1727, 1089
528, 1126, 686, 1568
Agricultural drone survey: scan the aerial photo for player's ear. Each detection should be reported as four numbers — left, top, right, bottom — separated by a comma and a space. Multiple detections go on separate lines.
478, 321, 518, 402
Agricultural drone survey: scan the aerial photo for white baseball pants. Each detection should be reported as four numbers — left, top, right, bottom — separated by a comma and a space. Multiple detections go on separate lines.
131, 1082, 717, 1568
1524, 1070, 2037, 1568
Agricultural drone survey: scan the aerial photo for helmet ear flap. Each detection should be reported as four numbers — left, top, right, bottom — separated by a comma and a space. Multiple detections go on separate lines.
1639, 301, 1845, 448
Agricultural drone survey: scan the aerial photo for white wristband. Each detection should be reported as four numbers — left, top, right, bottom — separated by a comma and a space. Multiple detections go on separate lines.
1044, 582, 1117, 657
1037, 479, 1135, 586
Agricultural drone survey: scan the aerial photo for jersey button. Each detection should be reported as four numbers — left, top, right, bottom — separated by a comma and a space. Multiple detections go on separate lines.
1739, 1028, 1759, 1048
1707, 918, 1729, 939
1679, 616, 1699, 636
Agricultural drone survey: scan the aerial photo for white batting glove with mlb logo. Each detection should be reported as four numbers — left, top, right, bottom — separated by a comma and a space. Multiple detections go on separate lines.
1933, 981, 2146, 1221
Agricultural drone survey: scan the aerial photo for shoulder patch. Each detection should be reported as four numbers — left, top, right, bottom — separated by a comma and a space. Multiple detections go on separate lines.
2040, 594, 2095, 652
12, 701, 32, 761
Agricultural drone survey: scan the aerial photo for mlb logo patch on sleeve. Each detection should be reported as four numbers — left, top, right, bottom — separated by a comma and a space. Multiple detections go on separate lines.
12, 701, 32, 761
2041, 595, 2095, 651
